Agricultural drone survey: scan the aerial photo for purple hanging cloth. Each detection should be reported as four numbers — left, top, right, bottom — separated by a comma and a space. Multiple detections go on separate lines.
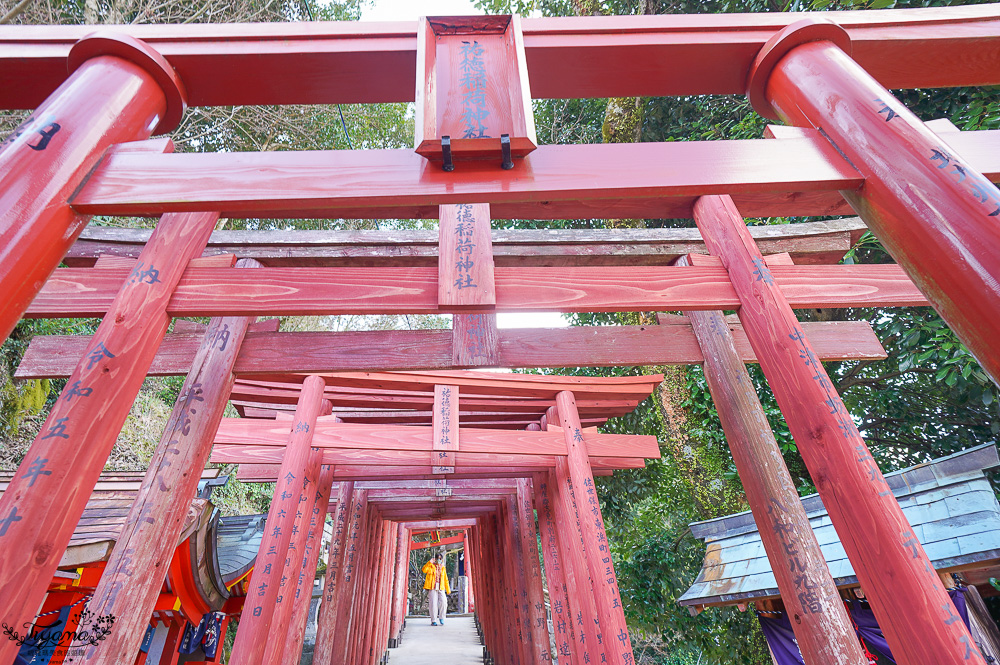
849, 588, 971, 662
757, 588, 971, 665
757, 612, 806, 665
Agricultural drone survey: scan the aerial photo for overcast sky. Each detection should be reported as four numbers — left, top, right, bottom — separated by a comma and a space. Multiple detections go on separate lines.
361, 0, 482, 22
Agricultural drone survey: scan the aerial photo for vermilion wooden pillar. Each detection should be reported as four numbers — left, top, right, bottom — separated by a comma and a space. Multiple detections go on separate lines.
0, 210, 217, 665
555, 391, 635, 665
373, 519, 397, 663
549, 460, 605, 662
86, 265, 258, 665
388, 523, 408, 647
275, 463, 335, 664
330, 490, 370, 665
229, 375, 329, 665
474, 515, 500, 664
694, 194, 984, 665
342, 507, 372, 665
747, 17, 1000, 387
314, 483, 359, 664
354, 516, 383, 665
0, 32, 185, 343
157, 620, 184, 665
679, 286, 865, 665
516, 478, 551, 664
351, 511, 384, 665
502, 495, 537, 665
485, 512, 514, 665
533, 473, 581, 665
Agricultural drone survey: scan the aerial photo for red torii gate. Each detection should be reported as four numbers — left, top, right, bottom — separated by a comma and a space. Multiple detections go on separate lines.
0, 6, 998, 665
210, 371, 662, 665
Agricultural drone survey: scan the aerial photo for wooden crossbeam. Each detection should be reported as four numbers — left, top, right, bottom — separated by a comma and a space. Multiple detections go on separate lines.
237, 464, 595, 482
69, 137, 862, 219
410, 535, 466, 549
210, 444, 647, 470
232, 406, 611, 429
3, 6, 998, 107
367, 489, 516, 499
231, 371, 659, 398
24, 264, 928, 318
65, 130, 1000, 220
358, 479, 520, 489
213, 420, 660, 458
405, 520, 476, 530
64, 218, 868, 268
15, 320, 885, 379
229, 382, 650, 406
236, 464, 608, 482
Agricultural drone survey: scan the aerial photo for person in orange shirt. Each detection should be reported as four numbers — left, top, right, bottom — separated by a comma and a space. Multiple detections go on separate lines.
422, 552, 451, 626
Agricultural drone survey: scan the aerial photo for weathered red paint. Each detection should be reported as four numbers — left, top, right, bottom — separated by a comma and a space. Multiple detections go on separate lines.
228, 375, 329, 665
748, 17, 1000, 389
694, 194, 983, 665
85, 299, 255, 665
0, 211, 217, 665
680, 277, 865, 665
0, 32, 184, 343
2, 7, 999, 109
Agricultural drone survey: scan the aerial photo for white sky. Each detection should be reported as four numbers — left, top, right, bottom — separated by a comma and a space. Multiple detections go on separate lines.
496, 312, 568, 328
361, 0, 482, 22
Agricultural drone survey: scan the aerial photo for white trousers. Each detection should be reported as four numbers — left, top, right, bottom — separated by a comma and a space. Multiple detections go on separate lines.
428, 589, 447, 623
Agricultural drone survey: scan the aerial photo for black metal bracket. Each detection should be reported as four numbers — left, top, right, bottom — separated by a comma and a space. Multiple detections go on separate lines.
441, 135, 455, 172
500, 134, 513, 170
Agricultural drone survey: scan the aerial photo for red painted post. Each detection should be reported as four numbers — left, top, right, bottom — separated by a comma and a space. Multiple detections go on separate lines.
314, 483, 359, 664
480, 521, 502, 663
747, 17, 1000, 387
229, 375, 329, 665
262, 445, 323, 665
462, 531, 475, 613
544, 404, 607, 664
693, 193, 984, 665
0, 32, 185, 342
0, 210, 217, 664
373, 520, 397, 663
350, 512, 382, 665
554, 391, 635, 665
342, 509, 370, 665
486, 512, 515, 665
331, 491, 370, 665
388, 523, 409, 647
354, 517, 383, 665
550, 460, 606, 663
533, 473, 581, 665
157, 620, 184, 665
86, 264, 259, 665
679, 282, 866, 665
516, 478, 551, 665
502, 495, 538, 665
277, 463, 335, 663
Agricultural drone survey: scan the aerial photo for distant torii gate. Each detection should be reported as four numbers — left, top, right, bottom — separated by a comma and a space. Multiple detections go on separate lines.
0, 6, 999, 665
203, 371, 662, 665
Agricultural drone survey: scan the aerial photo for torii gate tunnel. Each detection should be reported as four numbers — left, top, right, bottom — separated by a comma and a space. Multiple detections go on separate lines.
1, 5, 999, 665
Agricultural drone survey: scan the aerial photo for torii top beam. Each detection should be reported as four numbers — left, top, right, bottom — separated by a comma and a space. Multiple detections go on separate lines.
1, 5, 998, 109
